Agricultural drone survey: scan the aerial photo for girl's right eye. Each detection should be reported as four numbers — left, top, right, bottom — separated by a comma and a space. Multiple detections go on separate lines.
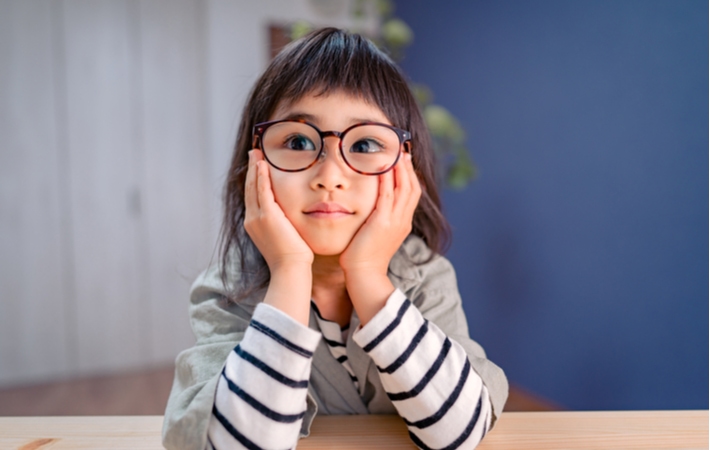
283, 134, 316, 151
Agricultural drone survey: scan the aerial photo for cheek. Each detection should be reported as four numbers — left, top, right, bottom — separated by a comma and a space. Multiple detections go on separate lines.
358, 177, 380, 217
268, 169, 300, 214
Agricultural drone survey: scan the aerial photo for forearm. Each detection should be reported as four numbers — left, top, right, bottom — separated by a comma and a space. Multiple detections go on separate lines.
353, 289, 492, 449
208, 302, 321, 450
263, 263, 313, 327
345, 271, 394, 326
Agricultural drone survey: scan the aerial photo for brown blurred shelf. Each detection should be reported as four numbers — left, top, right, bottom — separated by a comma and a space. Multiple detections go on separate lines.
0, 365, 560, 416
0, 366, 175, 416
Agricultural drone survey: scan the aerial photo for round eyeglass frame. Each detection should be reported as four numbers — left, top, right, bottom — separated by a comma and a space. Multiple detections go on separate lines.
252, 119, 412, 175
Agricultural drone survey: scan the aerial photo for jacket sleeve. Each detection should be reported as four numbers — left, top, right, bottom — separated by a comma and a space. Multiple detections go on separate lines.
208, 301, 321, 450
162, 264, 322, 450
352, 288, 493, 450
161, 264, 250, 450
365, 238, 507, 449
406, 253, 509, 426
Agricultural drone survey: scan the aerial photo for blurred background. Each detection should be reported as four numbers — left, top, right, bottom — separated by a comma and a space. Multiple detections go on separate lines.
0, 0, 707, 415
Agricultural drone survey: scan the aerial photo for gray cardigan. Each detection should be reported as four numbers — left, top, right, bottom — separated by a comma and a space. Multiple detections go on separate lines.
162, 235, 508, 450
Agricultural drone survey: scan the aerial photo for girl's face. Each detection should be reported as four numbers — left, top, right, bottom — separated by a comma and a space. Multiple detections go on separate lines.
266, 90, 390, 256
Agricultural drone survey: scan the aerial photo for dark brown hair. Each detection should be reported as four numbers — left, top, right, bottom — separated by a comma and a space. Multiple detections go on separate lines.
219, 27, 451, 300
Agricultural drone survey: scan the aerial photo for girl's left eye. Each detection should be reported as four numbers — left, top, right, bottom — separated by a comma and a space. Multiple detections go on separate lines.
350, 139, 384, 154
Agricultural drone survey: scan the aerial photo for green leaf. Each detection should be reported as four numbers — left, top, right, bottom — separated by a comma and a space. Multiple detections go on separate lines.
377, 0, 394, 18
290, 21, 313, 41
351, 0, 367, 20
447, 155, 476, 190
382, 18, 413, 49
410, 83, 433, 107
423, 105, 465, 143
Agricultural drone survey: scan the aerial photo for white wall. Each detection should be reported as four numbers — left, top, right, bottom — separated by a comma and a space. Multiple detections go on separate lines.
0, 0, 376, 387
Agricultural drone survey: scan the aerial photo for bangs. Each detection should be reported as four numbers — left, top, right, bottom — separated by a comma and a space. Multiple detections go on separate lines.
267, 29, 409, 127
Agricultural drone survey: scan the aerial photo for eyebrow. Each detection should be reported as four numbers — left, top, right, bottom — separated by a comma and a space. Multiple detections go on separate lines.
276, 111, 386, 127
279, 112, 318, 122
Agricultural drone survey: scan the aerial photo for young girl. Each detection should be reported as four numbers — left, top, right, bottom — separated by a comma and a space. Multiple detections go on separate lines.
163, 28, 507, 450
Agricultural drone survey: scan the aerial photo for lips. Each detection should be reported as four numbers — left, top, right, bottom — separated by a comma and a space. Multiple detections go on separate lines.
304, 202, 353, 217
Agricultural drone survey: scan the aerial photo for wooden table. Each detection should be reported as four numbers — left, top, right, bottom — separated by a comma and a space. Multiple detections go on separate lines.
0, 411, 707, 449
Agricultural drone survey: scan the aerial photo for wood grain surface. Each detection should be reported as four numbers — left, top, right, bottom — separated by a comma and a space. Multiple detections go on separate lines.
0, 411, 706, 450
481, 410, 709, 450
0, 365, 558, 416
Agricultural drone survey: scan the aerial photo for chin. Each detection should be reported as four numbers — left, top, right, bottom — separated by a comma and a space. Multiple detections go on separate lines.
304, 235, 351, 256
308, 242, 348, 257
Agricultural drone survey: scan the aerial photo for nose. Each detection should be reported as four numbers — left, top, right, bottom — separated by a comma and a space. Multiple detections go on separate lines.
309, 137, 349, 191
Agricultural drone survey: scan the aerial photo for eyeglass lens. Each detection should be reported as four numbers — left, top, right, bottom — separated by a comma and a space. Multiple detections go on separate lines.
260, 122, 401, 174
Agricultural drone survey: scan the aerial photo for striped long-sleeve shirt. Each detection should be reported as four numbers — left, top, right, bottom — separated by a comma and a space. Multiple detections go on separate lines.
207, 288, 492, 450
311, 302, 359, 390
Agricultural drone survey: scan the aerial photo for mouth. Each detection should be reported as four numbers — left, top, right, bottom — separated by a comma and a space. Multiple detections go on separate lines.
304, 202, 354, 218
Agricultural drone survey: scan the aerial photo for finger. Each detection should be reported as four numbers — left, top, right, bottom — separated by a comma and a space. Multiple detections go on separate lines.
256, 159, 277, 211
392, 153, 411, 214
377, 163, 395, 215
251, 148, 265, 162
244, 150, 260, 212
405, 152, 422, 210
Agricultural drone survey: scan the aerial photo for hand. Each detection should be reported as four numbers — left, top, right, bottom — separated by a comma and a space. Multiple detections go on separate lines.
244, 150, 314, 271
340, 152, 422, 324
244, 150, 314, 326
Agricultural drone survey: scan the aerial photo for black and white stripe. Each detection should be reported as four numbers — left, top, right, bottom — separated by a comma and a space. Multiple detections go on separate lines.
250, 319, 314, 358
312, 301, 360, 389
208, 302, 320, 450
353, 289, 492, 449
233, 345, 309, 389
208, 289, 492, 450
362, 299, 411, 352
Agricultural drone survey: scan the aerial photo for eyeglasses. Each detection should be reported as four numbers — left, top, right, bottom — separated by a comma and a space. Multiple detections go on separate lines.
252, 119, 412, 175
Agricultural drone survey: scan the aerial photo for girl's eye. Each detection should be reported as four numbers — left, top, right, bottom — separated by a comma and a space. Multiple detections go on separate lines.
284, 134, 316, 151
350, 139, 384, 154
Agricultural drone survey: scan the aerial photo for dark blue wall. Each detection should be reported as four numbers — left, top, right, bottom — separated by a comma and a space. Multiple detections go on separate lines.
394, 0, 708, 410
